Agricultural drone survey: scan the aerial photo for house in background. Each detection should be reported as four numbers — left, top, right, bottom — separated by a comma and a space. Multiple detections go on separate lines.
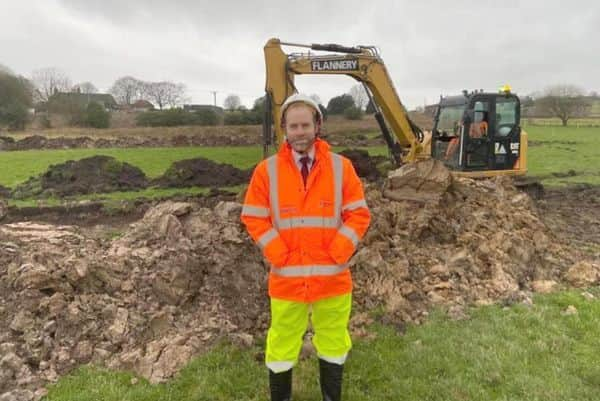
131, 99, 155, 112
118, 99, 155, 112
39, 90, 118, 114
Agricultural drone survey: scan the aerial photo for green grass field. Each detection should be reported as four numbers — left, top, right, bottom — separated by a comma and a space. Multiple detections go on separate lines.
0, 125, 598, 205
0, 147, 263, 188
525, 125, 600, 186
525, 118, 600, 127
45, 289, 600, 401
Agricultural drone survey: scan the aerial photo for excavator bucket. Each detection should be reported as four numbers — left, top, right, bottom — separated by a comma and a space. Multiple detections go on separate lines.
382, 159, 452, 203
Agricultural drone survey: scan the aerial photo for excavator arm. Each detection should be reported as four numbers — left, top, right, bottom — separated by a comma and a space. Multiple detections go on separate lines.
264, 38, 426, 164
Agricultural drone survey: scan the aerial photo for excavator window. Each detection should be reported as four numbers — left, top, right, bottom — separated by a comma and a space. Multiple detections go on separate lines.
437, 105, 465, 136
495, 97, 518, 137
462, 100, 490, 168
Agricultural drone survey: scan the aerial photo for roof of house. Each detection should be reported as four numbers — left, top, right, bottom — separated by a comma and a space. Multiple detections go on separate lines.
132, 99, 154, 108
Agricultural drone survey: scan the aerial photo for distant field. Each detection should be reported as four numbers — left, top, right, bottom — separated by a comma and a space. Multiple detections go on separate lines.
525, 117, 600, 127
591, 100, 600, 116
525, 125, 600, 186
4, 115, 381, 140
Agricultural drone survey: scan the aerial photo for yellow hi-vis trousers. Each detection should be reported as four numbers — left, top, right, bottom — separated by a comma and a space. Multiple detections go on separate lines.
266, 293, 352, 373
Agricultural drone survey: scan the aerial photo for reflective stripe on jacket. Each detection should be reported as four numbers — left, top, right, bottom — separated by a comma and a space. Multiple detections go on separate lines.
241, 138, 370, 302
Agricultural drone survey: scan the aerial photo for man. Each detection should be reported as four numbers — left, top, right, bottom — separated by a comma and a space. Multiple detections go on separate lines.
444, 110, 489, 163
469, 110, 488, 138
241, 93, 371, 401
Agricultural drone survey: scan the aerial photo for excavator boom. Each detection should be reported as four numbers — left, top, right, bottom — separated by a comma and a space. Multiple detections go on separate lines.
264, 38, 425, 163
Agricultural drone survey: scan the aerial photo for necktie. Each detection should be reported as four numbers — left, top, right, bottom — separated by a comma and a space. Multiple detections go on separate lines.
300, 156, 310, 187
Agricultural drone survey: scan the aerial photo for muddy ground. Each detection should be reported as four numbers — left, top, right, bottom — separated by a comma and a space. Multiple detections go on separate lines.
536, 185, 600, 259
0, 165, 599, 400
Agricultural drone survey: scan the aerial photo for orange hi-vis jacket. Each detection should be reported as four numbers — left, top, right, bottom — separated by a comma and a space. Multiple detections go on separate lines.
241, 138, 371, 303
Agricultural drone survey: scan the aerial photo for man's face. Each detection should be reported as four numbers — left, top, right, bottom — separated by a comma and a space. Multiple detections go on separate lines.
284, 104, 318, 154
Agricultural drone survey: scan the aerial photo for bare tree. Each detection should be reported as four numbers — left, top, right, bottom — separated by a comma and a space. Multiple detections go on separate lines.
72, 81, 98, 94
164, 82, 188, 108
144, 82, 168, 110
109, 76, 144, 105
537, 84, 591, 126
145, 81, 187, 109
31, 67, 72, 102
224, 94, 242, 110
0, 64, 13, 74
349, 84, 368, 110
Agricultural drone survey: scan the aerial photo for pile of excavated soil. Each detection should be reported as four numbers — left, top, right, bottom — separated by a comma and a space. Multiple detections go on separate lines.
0, 173, 598, 399
0, 202, 268, 399
0, 133, 260, 151
0, 136, 15, 150
0, 200, 6, 220
11, 156, 149, 199
0, 185, 10, 198
339, 149, 390, 181
154, 158, 251, 188
351, 176, 593, 326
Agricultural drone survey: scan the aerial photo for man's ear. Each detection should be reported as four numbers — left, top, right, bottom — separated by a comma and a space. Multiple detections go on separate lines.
315, 120, 322, 136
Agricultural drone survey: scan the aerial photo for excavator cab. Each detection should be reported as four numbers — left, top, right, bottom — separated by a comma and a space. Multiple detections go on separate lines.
431, 89, 525, 176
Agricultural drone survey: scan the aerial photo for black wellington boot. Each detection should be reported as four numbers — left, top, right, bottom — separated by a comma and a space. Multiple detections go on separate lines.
269, 368, 292, 401
319, 359, 344, 401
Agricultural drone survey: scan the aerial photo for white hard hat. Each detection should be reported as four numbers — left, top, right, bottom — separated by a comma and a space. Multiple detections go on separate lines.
280, 93, 323, 123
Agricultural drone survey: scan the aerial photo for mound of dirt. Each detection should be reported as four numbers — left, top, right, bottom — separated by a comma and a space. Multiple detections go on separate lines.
351, 176, 588, 327
0, 173, 596, 399
11, 156, 149, 199
0, 200, 6, 220
155, 157, 251, 188
0, 132, 262, 151
12, 135, 48, 150
339, 149, 390, 181
0, 136, 15, 150
0, 184, 10, 198
0, 201, 267, 399
383, 159, 453, 203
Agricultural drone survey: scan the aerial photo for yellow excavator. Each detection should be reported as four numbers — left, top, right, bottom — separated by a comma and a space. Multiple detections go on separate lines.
263, 38, 529, 181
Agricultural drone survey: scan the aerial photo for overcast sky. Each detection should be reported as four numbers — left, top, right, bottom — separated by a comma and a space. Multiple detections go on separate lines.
1, 0, 599, 109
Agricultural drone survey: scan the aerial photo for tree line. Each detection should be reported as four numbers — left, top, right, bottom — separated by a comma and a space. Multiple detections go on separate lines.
1, 65, 598, 130
28, 67, 188, 109
522, 85, 596, 126
0, 67, 190, 129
